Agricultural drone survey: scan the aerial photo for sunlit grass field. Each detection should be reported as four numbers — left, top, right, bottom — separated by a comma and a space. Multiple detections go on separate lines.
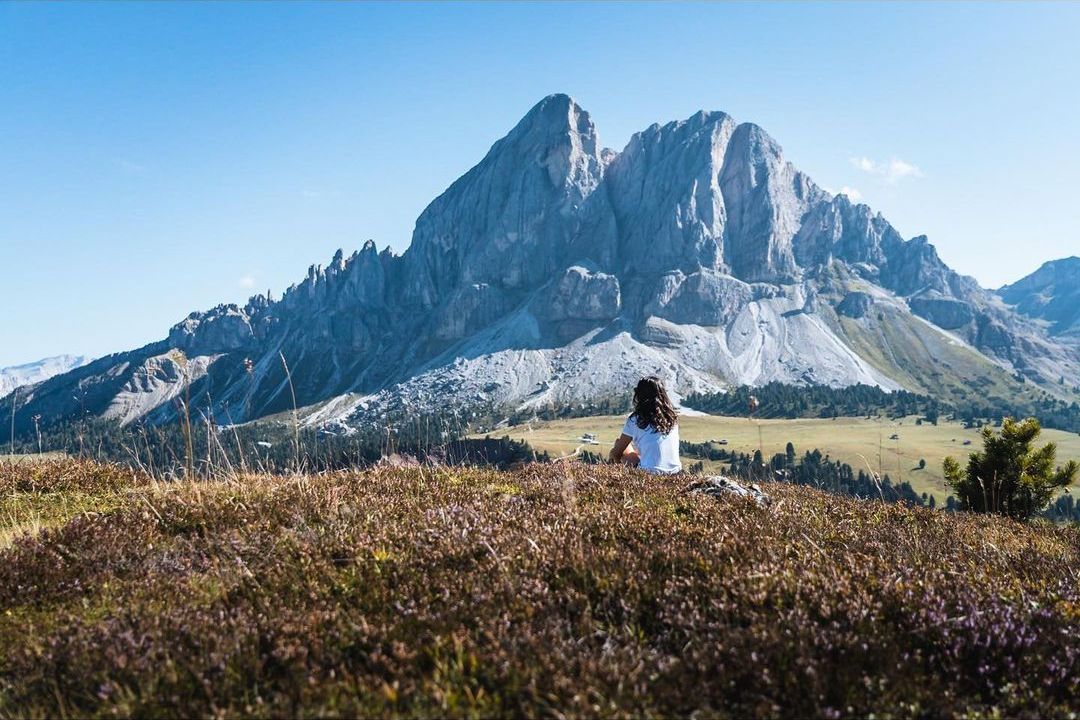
485, 414, 1080, 502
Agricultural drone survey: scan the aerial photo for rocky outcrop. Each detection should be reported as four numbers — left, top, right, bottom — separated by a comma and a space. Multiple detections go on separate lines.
638, 316, 690, 348
647, 269, 752, 326
549, 265, 621, 321
907, 295, 975, 330
794, 195, 899, 268
836, 291, 873, 319
879, 235, 953, 297
168, 304, 256, 353
688, 475, 772, 507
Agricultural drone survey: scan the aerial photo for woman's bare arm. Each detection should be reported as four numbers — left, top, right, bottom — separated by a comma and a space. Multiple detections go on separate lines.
608, 433, 633, 463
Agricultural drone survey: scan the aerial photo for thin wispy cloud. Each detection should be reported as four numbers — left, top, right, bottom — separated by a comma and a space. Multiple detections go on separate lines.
824, 186, 863, 202
238, 275, 257, 289
850, 156, 923, 183
852, 157, 876, 174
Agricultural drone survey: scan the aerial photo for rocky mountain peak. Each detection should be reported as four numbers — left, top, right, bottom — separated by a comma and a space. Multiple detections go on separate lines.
1001, 256, 1080, 292
6, 94, 1078, 436
718, 121, 819, 282
515, 93, 604, 198
400, 94, 607, 308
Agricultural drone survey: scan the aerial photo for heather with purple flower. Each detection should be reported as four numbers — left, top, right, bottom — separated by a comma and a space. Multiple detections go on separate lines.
2, 458, 1079, 717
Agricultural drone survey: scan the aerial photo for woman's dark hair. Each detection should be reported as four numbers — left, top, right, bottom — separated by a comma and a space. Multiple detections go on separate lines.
631, 375, 678, 434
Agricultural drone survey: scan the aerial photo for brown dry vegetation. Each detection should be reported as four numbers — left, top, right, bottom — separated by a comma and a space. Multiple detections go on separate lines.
2, 459, 1079, 718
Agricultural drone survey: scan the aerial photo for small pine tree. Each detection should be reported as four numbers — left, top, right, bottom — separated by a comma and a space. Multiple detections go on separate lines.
943, 417, 1078, 520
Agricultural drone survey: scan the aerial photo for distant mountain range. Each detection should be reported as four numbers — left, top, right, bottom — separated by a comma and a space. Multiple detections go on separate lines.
997, 257, 1080, 340
0, 355, 91, 400
4, 95, 1078, 436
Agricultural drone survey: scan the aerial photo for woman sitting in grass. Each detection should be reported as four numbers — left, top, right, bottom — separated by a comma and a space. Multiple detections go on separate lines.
608, 375, 682, 474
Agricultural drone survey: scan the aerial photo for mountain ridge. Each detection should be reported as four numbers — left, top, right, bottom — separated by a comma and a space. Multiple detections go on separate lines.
0, 354, 91, 401
4, 94, 1078, 435
998, 256, 1080, 340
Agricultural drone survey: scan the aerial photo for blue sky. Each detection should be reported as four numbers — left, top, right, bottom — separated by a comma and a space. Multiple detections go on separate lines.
2, 1, 1078, 367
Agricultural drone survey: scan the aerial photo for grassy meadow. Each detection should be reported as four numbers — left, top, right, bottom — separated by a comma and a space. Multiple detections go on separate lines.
2, 458, 1080, 717
487, 414, 1080, 502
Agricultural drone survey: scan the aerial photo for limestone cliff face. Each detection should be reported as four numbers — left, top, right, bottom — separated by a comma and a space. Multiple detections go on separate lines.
715, 122, 819, 283
603, 113, 822, 284
6, 94, 1078, 434
603, 112, 735, 276
794, 195, 899, 269
401, 94, 606, 309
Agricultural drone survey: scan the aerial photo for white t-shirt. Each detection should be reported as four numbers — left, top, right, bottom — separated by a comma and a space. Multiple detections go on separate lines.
621, 415, 682, 474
